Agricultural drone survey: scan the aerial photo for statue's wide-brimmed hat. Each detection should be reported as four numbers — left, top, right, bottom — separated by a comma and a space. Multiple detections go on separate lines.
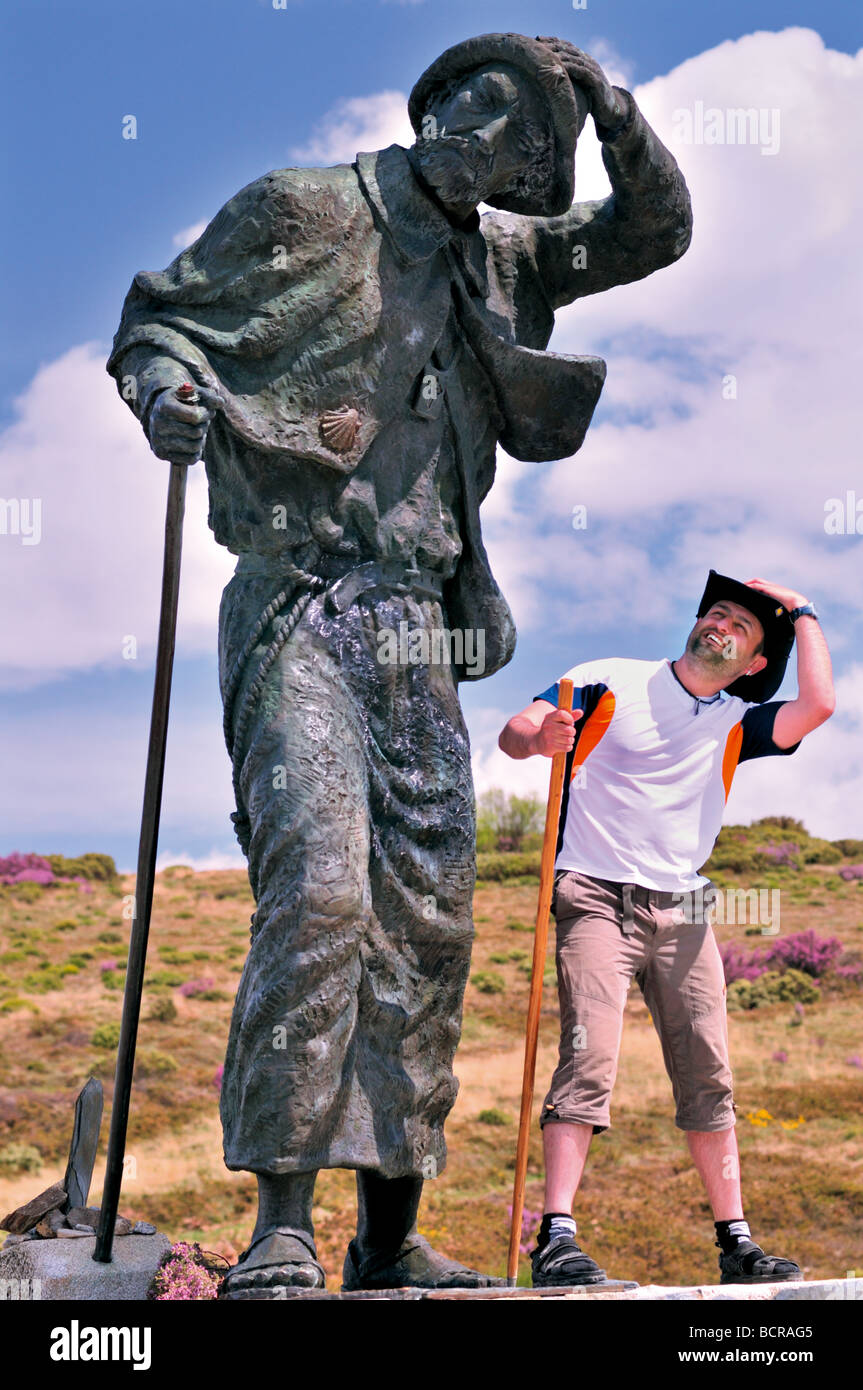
408, 33, 589, 215
696, 569, 796, 703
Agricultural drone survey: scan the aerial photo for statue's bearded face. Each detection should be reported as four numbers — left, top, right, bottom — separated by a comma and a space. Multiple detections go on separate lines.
413, 63, 551, 211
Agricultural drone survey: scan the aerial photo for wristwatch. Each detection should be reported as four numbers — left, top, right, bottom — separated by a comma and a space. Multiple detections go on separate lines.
789, 602, 818, 624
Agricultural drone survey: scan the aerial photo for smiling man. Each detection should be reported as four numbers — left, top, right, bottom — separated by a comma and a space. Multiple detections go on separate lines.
108, 32, 693, 1294
499, 571, 835, 1288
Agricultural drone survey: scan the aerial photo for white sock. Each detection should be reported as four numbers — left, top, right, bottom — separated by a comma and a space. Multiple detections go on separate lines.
548, 1214, 577, 1241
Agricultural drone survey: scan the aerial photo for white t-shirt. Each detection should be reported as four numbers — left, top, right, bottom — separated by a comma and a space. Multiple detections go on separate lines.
533, 657, 800, 892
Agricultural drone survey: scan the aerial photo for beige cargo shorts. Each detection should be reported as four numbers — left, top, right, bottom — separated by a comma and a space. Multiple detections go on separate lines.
540, 869, 735, 1134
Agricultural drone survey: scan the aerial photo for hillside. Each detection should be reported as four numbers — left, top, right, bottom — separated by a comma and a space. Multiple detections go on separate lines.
1, 818, 861, 1286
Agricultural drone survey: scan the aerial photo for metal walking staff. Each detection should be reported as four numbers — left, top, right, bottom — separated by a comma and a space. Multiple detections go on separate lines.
507, 678, 574, 1286
95, 383, 199, 1262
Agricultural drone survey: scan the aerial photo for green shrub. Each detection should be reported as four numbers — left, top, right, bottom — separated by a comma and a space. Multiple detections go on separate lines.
54, 919, 79, 932
703, 846, 769, 876
147, 995, 178, 1023
12, 883, 44, 903
137, 1049, 178, 1076
92, 1022, 122, 1049
22, 968, 65, 993
158, 948, 197, 965
800, 839, 842, 865
477, 1108, 509, 1126
833, 838, 863, 859
472, 971, 505, 995
727, 969, 820, 1011
772, 969, 821, 1003
0, 1142, 43, 1175
0, 998, 39, 1014
47, 852, 118, 883
475, 851, 541, 882
98, 931, 123, 944
147, 970, 184, 989
751, 816, 808, 834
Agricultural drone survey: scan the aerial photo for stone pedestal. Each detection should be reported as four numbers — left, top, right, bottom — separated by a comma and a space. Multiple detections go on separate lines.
0, 1232, 170, 1301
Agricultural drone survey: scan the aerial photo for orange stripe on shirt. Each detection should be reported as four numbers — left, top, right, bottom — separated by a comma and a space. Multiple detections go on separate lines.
722, 722, 744, 802
572, 691, 616, 779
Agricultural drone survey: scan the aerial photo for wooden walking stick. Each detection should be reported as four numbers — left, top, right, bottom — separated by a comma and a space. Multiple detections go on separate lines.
94, 383, 199, 1262
507, 677, 574, 1286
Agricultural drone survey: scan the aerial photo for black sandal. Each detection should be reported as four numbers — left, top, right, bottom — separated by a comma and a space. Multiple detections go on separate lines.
718, 1238, 802, 1284
531, 1234, 607, 1288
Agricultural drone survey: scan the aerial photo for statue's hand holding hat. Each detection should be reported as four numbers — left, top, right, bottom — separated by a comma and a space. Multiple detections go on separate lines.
534, 36, 632, 136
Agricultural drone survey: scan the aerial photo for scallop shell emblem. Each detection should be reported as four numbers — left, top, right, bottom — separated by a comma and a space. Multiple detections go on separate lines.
319, 405, 360, 453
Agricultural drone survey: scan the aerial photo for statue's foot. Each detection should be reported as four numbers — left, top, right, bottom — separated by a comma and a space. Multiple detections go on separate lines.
342, 1234, 504, 1291
220, 1227, 326, 1298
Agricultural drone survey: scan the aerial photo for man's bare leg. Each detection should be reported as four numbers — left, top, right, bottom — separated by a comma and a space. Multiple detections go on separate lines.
532, 1121, 607, 1285
543, 1120, 594, 1212
685, 1127, 743, 1220
686, 1126, 799, 1282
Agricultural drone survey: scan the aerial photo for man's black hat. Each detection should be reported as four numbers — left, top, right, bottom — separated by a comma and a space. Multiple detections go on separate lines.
696, 569, 795, 703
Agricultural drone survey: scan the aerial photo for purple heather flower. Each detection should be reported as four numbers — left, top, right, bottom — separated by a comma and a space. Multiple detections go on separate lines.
178, 977, 215, 998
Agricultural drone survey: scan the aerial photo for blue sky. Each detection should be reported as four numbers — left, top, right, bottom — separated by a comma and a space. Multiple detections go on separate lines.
2, 0, 861, 869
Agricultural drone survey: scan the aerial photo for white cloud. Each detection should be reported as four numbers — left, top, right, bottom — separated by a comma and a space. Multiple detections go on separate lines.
584, 37, 636, 93
172, 219, 209, 249
155, 847, 247, 873
290, 90, 414, 165
483, 27, 863, 643
0, 344, 234, 690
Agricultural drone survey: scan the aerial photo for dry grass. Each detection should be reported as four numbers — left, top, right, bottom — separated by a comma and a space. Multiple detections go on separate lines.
1, 853, 861, 1287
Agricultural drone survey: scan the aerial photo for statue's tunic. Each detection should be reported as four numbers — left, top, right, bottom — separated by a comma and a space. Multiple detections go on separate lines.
108, 111, 692, 1175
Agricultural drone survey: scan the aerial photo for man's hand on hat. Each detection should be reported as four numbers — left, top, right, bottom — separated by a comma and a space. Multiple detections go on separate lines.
535, 36, 629, 132
744, 578, 810, 613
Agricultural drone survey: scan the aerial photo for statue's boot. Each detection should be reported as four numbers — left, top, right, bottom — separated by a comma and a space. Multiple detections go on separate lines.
220, 1226, 326, 1297
342, 1233, 504, 1290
